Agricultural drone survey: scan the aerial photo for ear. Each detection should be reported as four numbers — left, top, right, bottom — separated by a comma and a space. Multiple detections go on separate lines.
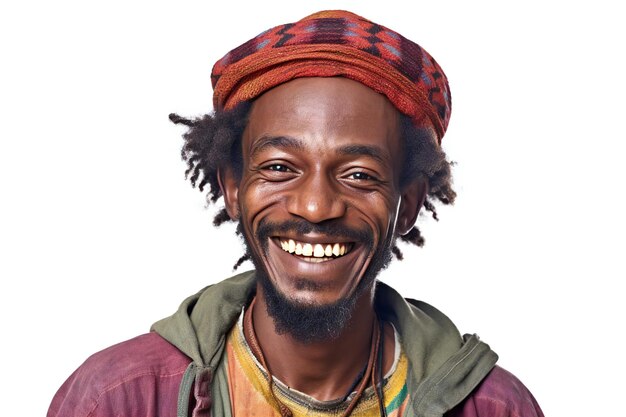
396, 177, 428, 236
217, 168, 240, 220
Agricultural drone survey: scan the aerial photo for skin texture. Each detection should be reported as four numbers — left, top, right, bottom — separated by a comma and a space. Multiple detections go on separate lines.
220, 77, 428, 400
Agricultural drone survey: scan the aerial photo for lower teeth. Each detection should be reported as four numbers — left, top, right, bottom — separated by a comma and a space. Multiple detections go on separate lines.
302, 257, 332, 263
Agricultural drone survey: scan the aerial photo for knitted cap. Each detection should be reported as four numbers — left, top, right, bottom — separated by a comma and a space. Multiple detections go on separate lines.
211, 10, 451, 144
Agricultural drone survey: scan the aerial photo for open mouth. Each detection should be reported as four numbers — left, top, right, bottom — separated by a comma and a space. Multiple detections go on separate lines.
275, 238, 354, 263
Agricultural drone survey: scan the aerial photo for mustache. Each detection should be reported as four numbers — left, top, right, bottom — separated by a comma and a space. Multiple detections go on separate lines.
255, 219, 374, 248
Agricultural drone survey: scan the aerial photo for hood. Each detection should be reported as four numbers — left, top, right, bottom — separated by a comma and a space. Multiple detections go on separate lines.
152, 270, 497, 417
375, 281, 498, 416
152, 270, 256, 369
151, 271, 256, 416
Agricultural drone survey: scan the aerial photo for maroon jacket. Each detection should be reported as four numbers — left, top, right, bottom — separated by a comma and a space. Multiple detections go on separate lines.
48, 332, 544, 417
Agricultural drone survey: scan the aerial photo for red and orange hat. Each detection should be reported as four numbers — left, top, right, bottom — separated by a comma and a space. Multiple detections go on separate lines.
211, 10, 451, 144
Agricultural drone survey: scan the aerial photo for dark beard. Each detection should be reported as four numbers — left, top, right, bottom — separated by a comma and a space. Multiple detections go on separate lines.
239, 219, 394, 343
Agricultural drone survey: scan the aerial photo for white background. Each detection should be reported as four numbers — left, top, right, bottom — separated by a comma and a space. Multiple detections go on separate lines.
1, 1, 624, 416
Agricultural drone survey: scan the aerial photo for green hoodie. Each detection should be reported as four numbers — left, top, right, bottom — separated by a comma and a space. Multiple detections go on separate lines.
151, 271, 498, 417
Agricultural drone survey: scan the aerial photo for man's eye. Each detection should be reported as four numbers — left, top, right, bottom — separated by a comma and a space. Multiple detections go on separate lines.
266, 164, 290, 172
349, 172, 376, 181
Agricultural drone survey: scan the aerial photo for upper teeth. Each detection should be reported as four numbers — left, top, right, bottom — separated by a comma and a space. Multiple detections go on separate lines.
279, 239, 350, 258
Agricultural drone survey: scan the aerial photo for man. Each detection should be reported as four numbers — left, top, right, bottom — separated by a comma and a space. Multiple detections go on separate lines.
48, 10, 544, 417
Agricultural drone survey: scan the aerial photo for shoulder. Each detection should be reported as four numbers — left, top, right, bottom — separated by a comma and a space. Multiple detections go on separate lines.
448, 366, 544, 417
67, 332, 191, 389
48, 332, 191, 417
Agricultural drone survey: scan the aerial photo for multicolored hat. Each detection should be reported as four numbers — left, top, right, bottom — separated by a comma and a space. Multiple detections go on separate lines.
211, 10, 451, 144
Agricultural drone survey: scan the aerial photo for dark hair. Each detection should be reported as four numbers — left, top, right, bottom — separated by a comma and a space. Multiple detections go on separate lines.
170, 102, 455, 263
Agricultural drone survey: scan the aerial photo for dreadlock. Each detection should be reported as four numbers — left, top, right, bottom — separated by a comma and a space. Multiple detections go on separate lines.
170, 102, 455, 265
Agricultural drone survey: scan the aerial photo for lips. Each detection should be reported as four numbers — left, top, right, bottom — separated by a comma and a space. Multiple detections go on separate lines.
256, 219, 372, 277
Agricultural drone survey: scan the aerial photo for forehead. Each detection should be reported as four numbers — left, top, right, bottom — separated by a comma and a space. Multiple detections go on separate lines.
243, 77, 402, 158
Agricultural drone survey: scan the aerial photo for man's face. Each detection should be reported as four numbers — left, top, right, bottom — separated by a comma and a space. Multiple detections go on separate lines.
222, 77, 421, 315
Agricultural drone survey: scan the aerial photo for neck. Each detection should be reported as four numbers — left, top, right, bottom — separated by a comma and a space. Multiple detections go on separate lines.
248, 283, 392, 401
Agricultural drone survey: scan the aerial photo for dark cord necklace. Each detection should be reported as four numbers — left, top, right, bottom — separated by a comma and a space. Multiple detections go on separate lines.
243, 296, 385, 417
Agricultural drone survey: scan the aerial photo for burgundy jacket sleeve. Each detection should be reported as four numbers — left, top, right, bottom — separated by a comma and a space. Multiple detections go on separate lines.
447, 366, 544, 417
47, 333, 191, 417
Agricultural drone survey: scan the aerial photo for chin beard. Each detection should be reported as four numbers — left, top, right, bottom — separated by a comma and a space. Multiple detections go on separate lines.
239, 219, 395, 343
257, 270, 358, 343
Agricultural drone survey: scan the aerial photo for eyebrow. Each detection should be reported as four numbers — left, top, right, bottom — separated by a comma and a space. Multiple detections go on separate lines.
250, 136, 389, 164
336, 144, 388, 164
250, 135, 305, 158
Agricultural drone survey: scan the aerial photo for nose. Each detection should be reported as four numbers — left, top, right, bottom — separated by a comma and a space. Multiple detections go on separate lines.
286, 171, 347, 223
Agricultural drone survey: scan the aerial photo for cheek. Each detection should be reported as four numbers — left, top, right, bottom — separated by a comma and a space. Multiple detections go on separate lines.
350, 193, 400, 237
238, 180, 286, 227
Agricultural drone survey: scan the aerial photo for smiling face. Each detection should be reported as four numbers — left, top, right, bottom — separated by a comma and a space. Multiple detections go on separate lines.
221, 77, 425, 325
